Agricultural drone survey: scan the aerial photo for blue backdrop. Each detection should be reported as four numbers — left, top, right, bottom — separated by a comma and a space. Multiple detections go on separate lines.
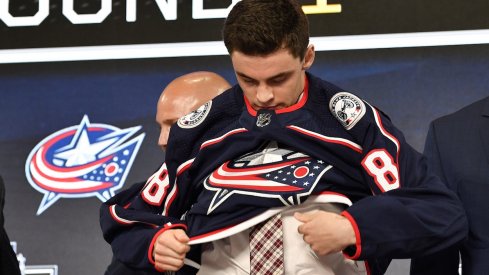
1, 44, 488, 274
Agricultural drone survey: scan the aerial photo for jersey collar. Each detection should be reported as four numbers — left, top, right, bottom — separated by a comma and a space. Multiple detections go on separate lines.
244, 75, 309, 116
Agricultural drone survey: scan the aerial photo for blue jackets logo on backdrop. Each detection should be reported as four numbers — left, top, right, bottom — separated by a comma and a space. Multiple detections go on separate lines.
25, 115, 145, 215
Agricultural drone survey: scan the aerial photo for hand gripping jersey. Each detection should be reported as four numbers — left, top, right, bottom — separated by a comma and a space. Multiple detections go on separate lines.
100, 73, 467, 275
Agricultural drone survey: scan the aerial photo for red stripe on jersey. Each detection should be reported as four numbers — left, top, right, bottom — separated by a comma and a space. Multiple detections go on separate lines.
109, 205, 133, 225
370, 105, 400, 166
244, 75, 309, 116
162, 184, 178, 216
341, 210, 362, 260
200, 128, 248, 149
176, 158, 194, 176
287, 125, 363, 153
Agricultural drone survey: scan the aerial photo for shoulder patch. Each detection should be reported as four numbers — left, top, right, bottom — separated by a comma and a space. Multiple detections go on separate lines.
329, 92, 366, 130
177, 100, 212, 129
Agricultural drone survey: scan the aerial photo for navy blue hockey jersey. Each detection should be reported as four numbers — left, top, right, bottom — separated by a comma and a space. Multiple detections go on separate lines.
100, 73, 467, 274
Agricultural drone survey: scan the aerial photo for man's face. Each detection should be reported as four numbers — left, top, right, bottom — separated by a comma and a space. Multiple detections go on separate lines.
231, 46, 314, 111
156, 97, 188, 151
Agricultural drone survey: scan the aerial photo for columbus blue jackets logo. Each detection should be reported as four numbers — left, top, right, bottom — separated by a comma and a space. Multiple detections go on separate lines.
204, 141, 332, 214
177, 100, 212, 129
330, 92, 366, 130
25, 115, 145, 215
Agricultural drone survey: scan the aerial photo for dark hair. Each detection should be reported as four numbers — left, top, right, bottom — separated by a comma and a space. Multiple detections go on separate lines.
223, 0, 310, 59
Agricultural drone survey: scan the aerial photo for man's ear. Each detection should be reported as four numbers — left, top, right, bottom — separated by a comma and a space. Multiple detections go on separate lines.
302, 44, 315, 70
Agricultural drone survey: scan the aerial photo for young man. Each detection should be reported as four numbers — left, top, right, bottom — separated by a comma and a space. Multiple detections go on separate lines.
101, 1, 467, 274
102, 71, 230, 275
410, 96, 489, 275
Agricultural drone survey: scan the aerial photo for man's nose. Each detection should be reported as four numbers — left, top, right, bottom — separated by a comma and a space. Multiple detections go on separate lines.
256, 84, 274, 104
158, 127, 170, 151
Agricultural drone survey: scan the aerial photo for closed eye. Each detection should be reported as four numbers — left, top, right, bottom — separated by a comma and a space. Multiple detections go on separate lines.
269, 77, 286, 85
241, 77, 258, 86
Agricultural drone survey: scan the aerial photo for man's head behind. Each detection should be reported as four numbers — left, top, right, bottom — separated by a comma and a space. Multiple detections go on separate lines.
223, 0, 309, 59
156, 71, 231, 150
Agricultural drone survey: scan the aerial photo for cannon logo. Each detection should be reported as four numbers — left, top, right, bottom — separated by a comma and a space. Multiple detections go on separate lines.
25, 115, 145, 215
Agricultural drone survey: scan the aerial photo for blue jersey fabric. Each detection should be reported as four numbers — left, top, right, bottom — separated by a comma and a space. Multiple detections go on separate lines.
100, 73, 467, 274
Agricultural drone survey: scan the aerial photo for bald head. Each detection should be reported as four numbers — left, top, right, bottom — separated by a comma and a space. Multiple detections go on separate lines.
156, 71, 231, 150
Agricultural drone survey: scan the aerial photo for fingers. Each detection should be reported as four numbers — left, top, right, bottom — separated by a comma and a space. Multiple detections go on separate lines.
295, 211, 316, 235
153, 229, 191, 272
174, 231, 191, 255
294, 211, 313, 222
294, 210, 321, 224
155, 242, 189, 258
294, 210, 353, 256
154, 254, 185, 272
156, 230, 190, 256
174, 229, 190, 243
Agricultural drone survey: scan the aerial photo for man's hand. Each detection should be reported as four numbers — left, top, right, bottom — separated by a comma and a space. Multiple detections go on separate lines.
294, 210, 356, 256
153, 229, 190, 272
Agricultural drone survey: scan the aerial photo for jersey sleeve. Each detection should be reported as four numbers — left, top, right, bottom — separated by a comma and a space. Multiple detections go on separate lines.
99, 162, 190, 271
329, 93, 468, 260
